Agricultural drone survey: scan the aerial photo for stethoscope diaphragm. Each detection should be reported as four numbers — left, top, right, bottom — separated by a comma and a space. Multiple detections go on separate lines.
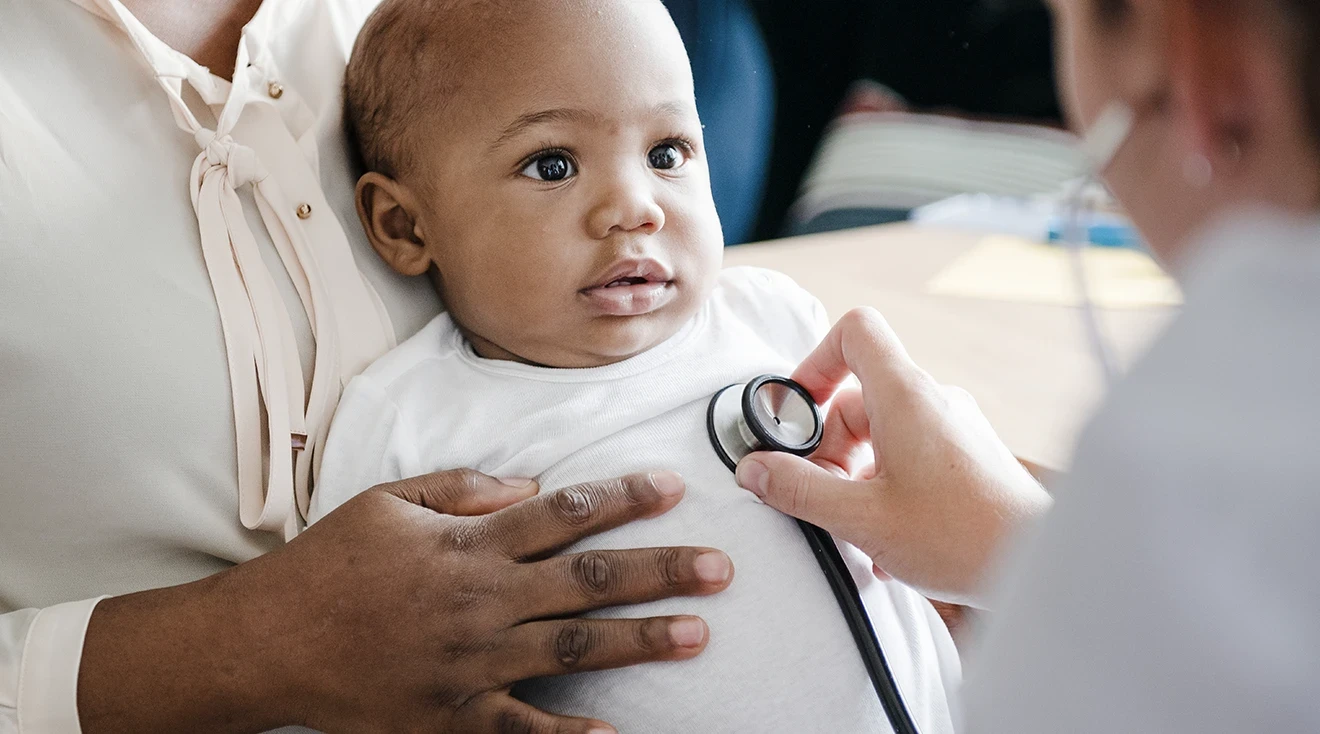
706, 375, 823, 471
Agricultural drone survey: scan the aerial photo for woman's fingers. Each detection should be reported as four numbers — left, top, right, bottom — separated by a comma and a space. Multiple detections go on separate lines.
454, 691, 616, 734
496, 616, 709, 684
518, 547, 732, 620
811, 388, 873, 478
482, 472, 685, 561
272, 470, 733, 732
375, 468, 540, 516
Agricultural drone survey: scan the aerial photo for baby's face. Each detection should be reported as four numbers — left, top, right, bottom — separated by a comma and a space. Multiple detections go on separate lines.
394, 1, 722, 368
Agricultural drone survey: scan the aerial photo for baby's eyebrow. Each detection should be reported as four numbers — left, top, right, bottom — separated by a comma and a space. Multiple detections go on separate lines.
649, 101, 691, 119
488, 101, 696, 152
489, 108, 602, 151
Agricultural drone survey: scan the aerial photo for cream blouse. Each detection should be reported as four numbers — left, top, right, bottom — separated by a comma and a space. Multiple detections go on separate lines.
0, 0, 440, 729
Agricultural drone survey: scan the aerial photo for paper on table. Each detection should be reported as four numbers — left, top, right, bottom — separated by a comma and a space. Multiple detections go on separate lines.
926, 235, 1182, 309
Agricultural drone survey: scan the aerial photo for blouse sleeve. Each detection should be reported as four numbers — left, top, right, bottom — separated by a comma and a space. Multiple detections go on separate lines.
0, 598, 106, 734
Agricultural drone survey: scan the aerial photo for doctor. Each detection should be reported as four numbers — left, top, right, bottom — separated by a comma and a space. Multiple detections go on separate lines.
737, 0, 1320, 730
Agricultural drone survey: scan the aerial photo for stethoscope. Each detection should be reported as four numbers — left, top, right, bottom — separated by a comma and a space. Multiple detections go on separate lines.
707, 376, 920, 734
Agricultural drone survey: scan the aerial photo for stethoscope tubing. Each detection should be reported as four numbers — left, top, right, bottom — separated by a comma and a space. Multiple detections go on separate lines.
797, 520, 919, 734
706, 378, 920, 734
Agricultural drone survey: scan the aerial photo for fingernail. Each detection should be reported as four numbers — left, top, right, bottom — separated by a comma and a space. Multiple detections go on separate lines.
693, 551, 731, 584
735, 458, 768, 498
668, 618, 706, 648
588, 727, 616, 734
650, 471, 684, 498
498, 477, 536, 489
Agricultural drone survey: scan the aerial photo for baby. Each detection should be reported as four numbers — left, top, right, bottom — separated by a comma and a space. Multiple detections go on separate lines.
309, 0, 960, 730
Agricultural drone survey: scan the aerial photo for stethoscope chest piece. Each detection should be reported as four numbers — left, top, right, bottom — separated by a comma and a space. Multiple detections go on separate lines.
707, 375, 824, 471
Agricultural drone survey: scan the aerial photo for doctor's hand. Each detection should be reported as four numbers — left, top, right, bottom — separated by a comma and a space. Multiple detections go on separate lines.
735, 308, 1051, 609
80, 470, 732, 734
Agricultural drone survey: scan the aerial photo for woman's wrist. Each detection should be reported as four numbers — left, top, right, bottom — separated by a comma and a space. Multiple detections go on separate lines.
78, 566, 294, 733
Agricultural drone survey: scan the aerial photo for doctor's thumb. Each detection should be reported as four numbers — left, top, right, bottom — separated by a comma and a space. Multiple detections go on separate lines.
737, 452, 870, 534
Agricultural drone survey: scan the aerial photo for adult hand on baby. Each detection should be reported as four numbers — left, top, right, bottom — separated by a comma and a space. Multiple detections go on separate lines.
80, 470, 730, 734
734, 308, 1050, 609
294, 470, 731, 733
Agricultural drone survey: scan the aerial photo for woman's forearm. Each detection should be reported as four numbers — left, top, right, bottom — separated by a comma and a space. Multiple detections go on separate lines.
72, 470, 732, 733
78, 567, 288, 733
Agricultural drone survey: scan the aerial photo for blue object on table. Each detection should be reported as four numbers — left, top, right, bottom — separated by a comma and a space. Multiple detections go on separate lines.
664, 0, 775, 245
1046, 216, 1143, 249
913, 192, 1146, 250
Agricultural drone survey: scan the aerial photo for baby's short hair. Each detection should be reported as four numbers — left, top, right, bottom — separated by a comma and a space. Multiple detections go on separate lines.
344, 0, 515, 178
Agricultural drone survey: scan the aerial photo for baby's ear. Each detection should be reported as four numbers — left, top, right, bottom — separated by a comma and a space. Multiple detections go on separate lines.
355, 172, 431, 277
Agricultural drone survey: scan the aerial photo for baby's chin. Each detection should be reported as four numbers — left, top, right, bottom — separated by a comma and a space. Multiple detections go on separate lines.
549, 312, 693, 368
481, 307, 690, 369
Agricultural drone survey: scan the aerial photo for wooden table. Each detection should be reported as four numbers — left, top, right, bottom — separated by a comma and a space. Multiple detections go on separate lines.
725, 224, 1175, 472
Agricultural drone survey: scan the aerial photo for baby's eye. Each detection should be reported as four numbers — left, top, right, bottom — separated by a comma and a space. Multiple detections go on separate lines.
648, 142, 686, 171
521, 153, 576, 182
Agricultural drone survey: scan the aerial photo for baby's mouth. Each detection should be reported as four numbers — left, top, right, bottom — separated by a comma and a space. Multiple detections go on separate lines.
581, 260, 677, 316
602, 276, 651, 288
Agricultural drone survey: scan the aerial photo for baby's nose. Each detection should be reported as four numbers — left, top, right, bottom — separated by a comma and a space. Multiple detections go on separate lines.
588, 181, 666, 238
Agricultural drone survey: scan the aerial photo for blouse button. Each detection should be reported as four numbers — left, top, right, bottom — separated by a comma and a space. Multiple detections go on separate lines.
296, 203, 313, 219
267, 81, 285, 99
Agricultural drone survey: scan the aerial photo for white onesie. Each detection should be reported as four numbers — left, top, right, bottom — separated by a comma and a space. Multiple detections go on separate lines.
310, 267, 960, 733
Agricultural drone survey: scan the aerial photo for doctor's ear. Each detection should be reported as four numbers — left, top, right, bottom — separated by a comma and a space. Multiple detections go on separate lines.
355, 172, 431, 277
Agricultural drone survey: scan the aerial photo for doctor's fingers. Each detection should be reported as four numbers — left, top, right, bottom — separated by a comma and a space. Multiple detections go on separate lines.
481, 472, 686, 560
811, 388, 874, 479
736, 451, 881, 550
791, 307, 925, 409
453, 691, 616, 734
514, 546, 733, 621
492, 615, 709, 685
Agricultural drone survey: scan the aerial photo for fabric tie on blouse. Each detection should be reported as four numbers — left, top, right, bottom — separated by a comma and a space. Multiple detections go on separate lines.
77, 0, 397, 540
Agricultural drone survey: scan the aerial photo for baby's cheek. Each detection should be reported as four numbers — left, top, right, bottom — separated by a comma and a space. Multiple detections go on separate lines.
449, 273, 547, 340
686, 244, 724, 300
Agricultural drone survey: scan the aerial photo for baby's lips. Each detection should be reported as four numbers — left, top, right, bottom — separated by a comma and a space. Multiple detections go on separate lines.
586, 257, 674, 290
579, 280, 675, 316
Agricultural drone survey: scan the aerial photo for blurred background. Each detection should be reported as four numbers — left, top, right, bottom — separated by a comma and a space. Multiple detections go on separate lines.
666, 0, 1064, 245
679, 0, 1182, 472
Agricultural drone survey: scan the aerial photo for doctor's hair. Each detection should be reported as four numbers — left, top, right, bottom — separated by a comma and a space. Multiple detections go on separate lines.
344, 0, 519, 180
1093, 0, 1320, 145
1284, 0, 1320, 145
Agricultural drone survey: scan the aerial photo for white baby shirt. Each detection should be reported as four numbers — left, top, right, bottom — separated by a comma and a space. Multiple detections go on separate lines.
310, 267, 960, 733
